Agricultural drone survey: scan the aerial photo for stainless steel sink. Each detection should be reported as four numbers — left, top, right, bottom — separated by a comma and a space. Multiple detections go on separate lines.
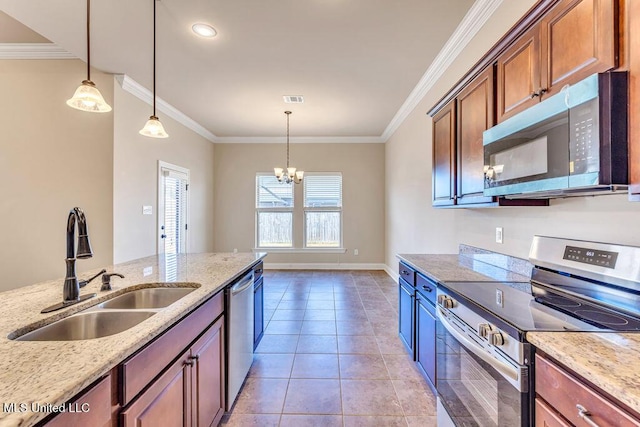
98, 287, 196, 309
15, 311, 156, 341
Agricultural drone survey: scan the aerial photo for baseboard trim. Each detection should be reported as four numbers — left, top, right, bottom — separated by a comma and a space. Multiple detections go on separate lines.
264, 263, 387, 270
383, 265, 399, 281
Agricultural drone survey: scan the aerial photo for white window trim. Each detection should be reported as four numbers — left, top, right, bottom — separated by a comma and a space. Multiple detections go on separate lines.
256, 173, 294, 249
158, 161, 190, 254
303, 172, 343, 249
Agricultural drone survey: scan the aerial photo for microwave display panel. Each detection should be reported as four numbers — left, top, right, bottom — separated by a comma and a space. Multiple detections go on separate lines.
569, 97, 600, 175
490, 136, 548, 182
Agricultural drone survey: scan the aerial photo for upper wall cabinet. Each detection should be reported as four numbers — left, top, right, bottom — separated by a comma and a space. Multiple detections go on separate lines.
456, 67, 495, 205
432, 101, 456, 207
496, 0, 617, 123
496, 26, 541, 122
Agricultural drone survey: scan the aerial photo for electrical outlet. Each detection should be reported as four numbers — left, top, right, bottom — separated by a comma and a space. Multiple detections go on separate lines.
142, 205, 152, 215
495, 227, 504, 244
354, 249, 359, 256
233, 248, 238, 253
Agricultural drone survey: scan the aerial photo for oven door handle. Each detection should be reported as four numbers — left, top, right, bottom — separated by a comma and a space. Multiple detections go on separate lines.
437, 308, 526, 392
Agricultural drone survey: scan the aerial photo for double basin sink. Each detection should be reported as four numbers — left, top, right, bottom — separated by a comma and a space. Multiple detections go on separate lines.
15, 287, 197, 342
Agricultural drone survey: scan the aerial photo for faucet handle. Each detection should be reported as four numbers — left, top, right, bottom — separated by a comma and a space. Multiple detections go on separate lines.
79, 269, 107, 288
101, 273, 125, 291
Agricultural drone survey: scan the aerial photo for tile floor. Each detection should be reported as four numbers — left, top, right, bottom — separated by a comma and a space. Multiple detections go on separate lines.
220, 270, 437, 427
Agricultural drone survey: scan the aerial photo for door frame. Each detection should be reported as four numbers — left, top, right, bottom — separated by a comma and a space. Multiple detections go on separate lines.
157, 160, 190, 254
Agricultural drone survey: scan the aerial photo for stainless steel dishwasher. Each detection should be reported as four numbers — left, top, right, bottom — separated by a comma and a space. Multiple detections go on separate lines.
226, 271, 254, 409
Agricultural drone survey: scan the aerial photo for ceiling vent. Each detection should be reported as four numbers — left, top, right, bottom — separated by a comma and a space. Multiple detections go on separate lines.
283, 95, 304, 104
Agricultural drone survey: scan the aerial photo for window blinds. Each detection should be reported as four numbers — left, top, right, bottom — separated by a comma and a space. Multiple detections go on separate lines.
256, 175, 293, 208
304, 174, 342, 207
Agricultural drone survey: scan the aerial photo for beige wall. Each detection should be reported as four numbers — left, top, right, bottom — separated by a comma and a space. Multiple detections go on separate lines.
113, 84, 215, 263
213, 143, 385, 266
0, 60, 114, 291
385, 0, 640, 268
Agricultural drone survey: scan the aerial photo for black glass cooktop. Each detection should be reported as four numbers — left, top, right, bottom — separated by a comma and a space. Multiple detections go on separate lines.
440, 281, 640, 333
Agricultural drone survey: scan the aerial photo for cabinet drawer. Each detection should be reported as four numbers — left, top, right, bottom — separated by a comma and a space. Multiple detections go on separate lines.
45, 374, 114, 427
120, 291, 224, 406
253, 261, 264, 281
398, 262, 416, 286
535, 354, 640, 426
416, 273, 437, 305
535, 398, 570, 427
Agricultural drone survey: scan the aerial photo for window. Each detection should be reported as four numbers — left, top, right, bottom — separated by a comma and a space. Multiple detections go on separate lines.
256, 174, 293, 247
304, 173, 342, 248
158, 161, 189, 255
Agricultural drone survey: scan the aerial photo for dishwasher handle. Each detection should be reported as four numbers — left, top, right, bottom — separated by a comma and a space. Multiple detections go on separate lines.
231, 273, 254, 295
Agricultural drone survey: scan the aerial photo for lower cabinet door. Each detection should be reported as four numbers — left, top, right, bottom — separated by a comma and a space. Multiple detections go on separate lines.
398, 278, 415, 357
254, 277, 264, 349
121, 349, 191, 427
535, 398, 570, 427
416, 295, 437, 390
191, 316, 225, 427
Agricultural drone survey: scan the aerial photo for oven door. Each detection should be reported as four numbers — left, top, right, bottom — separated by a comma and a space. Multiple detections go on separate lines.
436, 308, 530, 426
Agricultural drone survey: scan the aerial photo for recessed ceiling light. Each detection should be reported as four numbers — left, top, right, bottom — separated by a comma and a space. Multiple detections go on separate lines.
192, 23, 217, 38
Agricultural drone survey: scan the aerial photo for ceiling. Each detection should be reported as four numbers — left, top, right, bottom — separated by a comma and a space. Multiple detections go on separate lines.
0, 0, 475, 140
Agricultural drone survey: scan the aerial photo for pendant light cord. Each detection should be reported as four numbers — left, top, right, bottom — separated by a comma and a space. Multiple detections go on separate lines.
285, 111, 291, 168
86, 0, 91, 81
153, 0, 157, 117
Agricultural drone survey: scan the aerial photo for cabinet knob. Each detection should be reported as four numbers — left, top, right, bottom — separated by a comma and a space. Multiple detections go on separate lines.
530, 88, 548, 98
401, 270, 409, 275
190, 355, 200, 361
183, 360, 194, 367
422, 285, 432, 292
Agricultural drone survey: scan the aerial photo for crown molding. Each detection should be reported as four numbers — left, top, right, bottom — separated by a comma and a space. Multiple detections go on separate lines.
214, 135, 385, 144
115, 74, 217, 143
380, 0, 504, 142
0, 43, 76, 59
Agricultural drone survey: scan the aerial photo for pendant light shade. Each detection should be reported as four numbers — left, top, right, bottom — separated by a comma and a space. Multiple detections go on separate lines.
139, 115, 169, 138
67, 80, 112, 112
67, 0, 111, 113
140, 0, 168, 139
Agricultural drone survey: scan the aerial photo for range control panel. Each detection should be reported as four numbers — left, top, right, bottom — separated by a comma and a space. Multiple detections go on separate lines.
563, 245, 618, 268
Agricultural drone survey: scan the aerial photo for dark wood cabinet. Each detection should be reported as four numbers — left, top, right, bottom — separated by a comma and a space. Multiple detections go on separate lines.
432, 100, 456, 207
629, 0, 640, 199
456, 67, 495, 205
496, 25, 541, 122
44, 373, 117, 427
535, 353, 640, 426
122, 349, 191, 427
415, 287, 436, 393
497, 0, 617, 123
191, 316, 225, 427
540, 0, 617, 98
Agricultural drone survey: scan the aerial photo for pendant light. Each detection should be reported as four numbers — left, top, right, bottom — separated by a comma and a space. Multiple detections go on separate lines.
274, 111, 304, 184
139, 0, 169, 138
66, 0, 112, 113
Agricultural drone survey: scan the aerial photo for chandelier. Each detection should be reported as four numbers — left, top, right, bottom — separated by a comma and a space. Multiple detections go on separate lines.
274, 111, 304, 184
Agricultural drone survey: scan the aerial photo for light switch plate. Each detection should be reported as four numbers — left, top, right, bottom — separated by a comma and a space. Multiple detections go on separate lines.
142, 205, 153, 215
495, 227, 503, 244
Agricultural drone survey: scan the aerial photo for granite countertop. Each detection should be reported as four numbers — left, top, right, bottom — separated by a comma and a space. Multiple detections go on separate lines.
0, 252, 265, 427
397, 253, 531, 284
527, 332, 640, 414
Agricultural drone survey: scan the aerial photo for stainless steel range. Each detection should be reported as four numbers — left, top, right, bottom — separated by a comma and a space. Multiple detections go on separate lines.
435, 236, 640, 427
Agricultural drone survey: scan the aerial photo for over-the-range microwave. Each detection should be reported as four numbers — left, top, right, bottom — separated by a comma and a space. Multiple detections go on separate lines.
483, 72, 628, 199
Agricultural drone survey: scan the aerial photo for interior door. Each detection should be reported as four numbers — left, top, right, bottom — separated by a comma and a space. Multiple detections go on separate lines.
158, 161, 190, 255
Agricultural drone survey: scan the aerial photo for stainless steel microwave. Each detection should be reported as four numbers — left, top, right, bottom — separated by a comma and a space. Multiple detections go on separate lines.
483, 72, 628, 198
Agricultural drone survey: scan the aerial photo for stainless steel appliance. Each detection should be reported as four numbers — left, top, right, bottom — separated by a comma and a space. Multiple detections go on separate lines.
482, 72, 628, 199
226, 271, 254, 409
436, 236, 640, 426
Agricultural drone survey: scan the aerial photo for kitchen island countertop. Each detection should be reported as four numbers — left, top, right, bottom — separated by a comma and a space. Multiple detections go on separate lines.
0, 252, 265, 427
527, 331, 640, 415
